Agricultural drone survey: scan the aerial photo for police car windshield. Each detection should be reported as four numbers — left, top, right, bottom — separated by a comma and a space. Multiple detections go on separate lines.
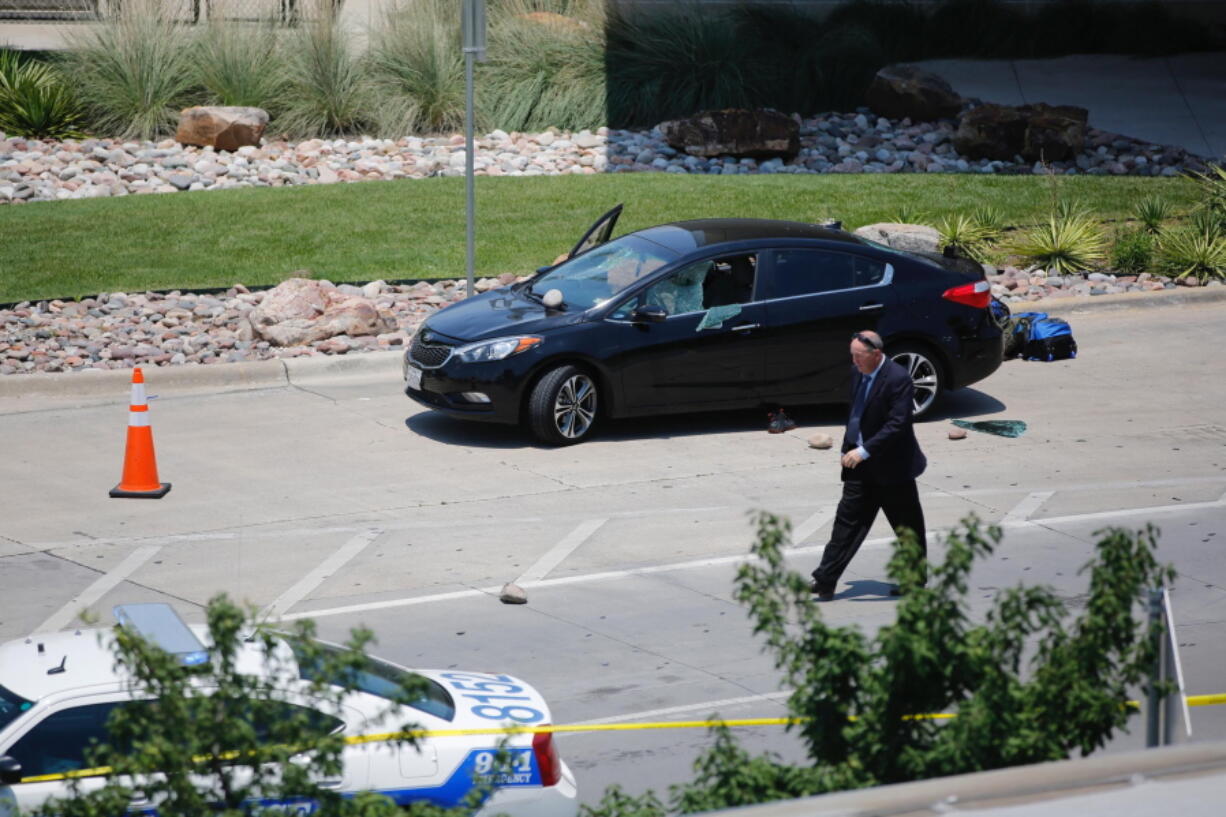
0, 683, 32, 732
288, 640, 456, 722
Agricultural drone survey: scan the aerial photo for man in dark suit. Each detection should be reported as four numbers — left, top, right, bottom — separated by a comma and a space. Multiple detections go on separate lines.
810, 330, 928, 601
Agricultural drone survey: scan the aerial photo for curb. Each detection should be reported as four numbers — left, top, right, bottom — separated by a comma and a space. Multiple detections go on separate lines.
0, 288, 1221, 401
0, 349, 403, 401
1024, 285, 1226, 316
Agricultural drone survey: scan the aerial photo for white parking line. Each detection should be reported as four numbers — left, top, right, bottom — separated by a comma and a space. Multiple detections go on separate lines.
279, 494, 1219, 623
260, 529, 383, 621
571, 690, 793, 727
1002, 491, 1054, 526
791, 508, 835, 546
34, 545, 162, 634
516, 518, 608, 584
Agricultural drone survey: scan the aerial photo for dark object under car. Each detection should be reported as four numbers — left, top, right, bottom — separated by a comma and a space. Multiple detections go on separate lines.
404, 206, 1004, 445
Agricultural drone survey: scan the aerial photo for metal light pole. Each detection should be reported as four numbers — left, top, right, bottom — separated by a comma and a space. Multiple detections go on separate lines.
462, 0, 487, 299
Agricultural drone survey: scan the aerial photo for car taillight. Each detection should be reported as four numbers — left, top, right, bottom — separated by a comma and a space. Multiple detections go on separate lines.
942, 279, 991, 309
532, 729, 562, 786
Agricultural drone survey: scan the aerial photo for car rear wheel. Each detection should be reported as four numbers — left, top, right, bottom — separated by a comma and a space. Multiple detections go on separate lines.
889, 344, 942, 419
528, 364, 599, 445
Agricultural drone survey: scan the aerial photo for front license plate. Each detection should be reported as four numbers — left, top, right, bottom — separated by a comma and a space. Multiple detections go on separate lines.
406, 365, 423, 390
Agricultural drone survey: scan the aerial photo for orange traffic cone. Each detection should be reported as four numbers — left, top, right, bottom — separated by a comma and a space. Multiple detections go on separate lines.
110, 367, 171, 499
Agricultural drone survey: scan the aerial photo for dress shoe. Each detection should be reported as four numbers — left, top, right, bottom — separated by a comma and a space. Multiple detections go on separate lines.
809, 579, 835, 601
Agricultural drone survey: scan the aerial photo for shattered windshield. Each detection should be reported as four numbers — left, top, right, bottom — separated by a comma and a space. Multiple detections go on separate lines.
530, 235, 675, 309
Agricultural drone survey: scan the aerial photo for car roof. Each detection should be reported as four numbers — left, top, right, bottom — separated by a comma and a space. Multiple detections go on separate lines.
633, 218, 862, 254
0, 627, 280, 703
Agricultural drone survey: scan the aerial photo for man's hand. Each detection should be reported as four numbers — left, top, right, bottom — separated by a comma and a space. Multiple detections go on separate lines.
841, 449, 865, 469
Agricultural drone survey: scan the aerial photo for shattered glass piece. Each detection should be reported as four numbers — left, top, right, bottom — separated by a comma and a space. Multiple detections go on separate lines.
696, 304, 742, 331
951, 419, 1028, 438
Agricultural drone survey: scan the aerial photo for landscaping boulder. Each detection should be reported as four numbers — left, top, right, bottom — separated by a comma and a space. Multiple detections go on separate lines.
954, 103, 1029, 161
865, 64, 962, 123
954, 102, 1089, 162
1022, 103, 1088, 162
852, 222, 941, 256
247, 277, 396, 347
658, 108, 800, 159
176, 106, 269, 152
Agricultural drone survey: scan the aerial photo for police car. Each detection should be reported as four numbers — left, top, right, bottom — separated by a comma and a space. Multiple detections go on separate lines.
0, 604, 578, 817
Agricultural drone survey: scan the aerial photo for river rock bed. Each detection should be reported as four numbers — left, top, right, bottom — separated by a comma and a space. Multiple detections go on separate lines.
0, 107, 1211, 204
0, 269, 1217, 376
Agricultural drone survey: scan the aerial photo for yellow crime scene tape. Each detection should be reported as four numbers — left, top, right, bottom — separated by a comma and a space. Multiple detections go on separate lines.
19, 693, 1226, 784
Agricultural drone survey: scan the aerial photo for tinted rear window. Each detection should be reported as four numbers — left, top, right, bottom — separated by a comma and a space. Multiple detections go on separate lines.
289, 640, 455, 722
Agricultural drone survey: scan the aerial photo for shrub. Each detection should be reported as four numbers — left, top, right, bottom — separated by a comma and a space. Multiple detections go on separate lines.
605, 3, 757, 127
193, 20, 287, 112
59, 0, 199, 140
935, 213, 995, 262
367, 0, 467, 136
1133, 195, 1172, 234
889, 203, 928, 224
277, 3, 376, 138
1110, 228, 1154, 274
1187, 163, 1226, 226
481, 0, 606, 132
0, 50, 86, 139
1010, 213, 1107, 274
1155, 227, 1226, 282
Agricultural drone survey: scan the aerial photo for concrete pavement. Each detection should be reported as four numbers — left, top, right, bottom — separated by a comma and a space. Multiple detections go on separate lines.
916, 52, 1226, 160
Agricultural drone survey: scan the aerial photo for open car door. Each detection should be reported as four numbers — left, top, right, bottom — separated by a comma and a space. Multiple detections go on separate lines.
567, 203, 624, 260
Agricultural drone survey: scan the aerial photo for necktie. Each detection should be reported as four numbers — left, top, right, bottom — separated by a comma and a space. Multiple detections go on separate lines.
846, 376, 870, 448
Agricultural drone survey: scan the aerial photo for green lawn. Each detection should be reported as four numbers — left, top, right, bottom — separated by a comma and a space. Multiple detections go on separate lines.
0, 173, 1198, 303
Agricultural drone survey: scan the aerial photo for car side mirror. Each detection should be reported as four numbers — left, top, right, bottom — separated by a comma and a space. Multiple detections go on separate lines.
631, 305, 667, 324
0, 756, 21, 784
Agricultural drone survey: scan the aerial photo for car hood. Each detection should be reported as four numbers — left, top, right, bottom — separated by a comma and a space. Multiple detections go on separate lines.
422, 288, 577, 342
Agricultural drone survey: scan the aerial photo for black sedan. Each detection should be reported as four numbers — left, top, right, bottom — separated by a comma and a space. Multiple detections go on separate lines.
404, 206, 1003, 445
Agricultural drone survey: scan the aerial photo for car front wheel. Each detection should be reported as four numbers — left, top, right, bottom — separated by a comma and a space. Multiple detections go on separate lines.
528, 364, 599, 445
889, 344, 942, 419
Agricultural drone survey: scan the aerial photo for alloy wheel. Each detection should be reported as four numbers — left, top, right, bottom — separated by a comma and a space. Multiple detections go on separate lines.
553, 374, 597, 439
892, 351, 939, 416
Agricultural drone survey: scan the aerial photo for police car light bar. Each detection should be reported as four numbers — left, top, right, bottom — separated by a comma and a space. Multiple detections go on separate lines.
113, 603, 209, 666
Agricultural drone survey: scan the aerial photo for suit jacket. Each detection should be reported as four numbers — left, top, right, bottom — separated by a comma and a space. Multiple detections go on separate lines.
841, 357, 927, 485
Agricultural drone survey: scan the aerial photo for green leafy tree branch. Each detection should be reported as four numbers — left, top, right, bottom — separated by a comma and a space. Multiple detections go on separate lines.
584, 513, 1175, 816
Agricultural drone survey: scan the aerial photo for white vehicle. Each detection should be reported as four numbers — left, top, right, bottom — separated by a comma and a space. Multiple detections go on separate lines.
0, 605, 577, 817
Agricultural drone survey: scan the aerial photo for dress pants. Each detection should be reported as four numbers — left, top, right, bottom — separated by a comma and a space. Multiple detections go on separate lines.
811, 478, 927, 592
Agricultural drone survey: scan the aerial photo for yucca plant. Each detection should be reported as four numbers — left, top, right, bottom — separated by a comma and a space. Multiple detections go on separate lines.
971, 205, 1006, 235
0, 50, 86, 139
936, 213, 995, 261
1133, 195, 1172, 234
194, 18, 287, 111
889, 203, 927, 224
1156, 227, 1226, 282
1187, 163, 1226, 226
59, 0, 199, 140
1189, 207, 1224, 238
480, 0, 606, 132
1009, 213, 1107, 275
367, 0, 467, 136
278, 1, 375, 138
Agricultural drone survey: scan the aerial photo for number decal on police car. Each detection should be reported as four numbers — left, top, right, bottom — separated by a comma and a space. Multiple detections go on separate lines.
472, 749, 535, 785
439, 672, 545, 722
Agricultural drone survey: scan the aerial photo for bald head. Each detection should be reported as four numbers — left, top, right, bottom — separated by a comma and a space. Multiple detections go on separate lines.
850, 330, 884, 374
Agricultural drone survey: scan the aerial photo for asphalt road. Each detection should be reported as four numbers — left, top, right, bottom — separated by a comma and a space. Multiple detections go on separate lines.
1, 301, 1224, 807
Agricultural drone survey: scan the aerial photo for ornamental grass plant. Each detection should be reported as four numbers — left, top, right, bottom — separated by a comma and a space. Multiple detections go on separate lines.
1133, 195, 1173, 234
193, 16, 287, 112
0, 49, 85, 140
59, 0, 198, 140
367, 0, 468, 136
277, 1, 375, 138
1156, 226, 1226, 282
480, 0, 607, 132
